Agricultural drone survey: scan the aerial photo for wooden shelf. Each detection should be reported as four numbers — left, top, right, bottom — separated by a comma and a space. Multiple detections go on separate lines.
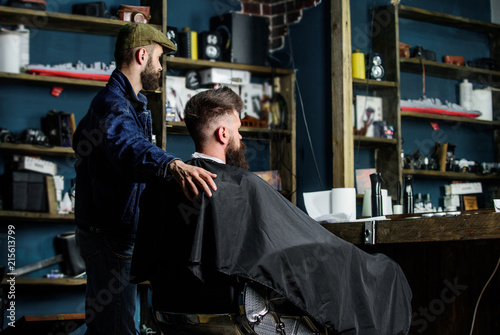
354, 136, 398, 149
0, 71, 107, 89
166, 57, 295, 77
166, 121, 292, 139
401, 111, 500, 127
0, 5, 131, 35
1, 277, 85, 286
352, 78, 397, 89
397, 5, 500, 34
403, 169, 500, 181
322, 210, 500, 244
399, 58, 500, 86
0, 143, 75, 157
0, 210, 74, 222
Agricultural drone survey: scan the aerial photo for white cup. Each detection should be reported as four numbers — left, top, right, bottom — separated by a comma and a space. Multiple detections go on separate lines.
393, 204, 403, 215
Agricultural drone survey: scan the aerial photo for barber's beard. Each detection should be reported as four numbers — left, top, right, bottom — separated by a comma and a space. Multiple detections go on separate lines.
226, 138, 249, 170
141, 59, 160, 91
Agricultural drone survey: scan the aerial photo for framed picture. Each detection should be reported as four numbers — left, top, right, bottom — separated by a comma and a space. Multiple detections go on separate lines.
355, 95, 383, 137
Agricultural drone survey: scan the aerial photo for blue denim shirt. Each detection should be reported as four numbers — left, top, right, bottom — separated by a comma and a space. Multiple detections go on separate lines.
73, 69, 177, 238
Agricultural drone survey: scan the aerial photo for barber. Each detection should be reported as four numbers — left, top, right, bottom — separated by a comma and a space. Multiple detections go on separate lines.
72, 23, 217, 335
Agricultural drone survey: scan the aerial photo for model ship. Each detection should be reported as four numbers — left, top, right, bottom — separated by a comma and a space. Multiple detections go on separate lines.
400, 96, 481, 118
26, 61, 116, 81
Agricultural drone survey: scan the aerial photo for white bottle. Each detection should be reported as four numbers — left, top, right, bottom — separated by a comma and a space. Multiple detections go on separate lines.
459, 79, 473, 111
16, 24, 30, 72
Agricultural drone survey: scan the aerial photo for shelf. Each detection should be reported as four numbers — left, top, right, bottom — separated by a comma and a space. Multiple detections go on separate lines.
1, 277, 85, 286
354, 136, 398, 149
397, 5, 500, 34
352, 78, 397, 89
400, 58, 500, 86
401, 111, 500, 127
403, 169, 500, 181
0, 143, 75, 157
167, 57, 295, 77
0, 210, 74, 222
166, 121, 292, 139
0, 71, 107, 89
0, 5, 132, 35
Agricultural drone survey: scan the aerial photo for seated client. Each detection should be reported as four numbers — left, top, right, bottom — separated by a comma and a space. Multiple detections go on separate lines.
131, 87, 412, 335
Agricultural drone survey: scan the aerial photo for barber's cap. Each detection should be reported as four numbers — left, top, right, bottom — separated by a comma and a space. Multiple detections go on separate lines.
115, 22, 177, 53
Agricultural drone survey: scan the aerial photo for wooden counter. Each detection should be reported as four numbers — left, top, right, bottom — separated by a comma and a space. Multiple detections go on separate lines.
321, 210, 500, 245
322, 210, 500, 334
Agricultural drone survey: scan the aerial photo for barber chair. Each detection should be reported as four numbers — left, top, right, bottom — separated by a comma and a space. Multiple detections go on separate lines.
150, 275, 326, 335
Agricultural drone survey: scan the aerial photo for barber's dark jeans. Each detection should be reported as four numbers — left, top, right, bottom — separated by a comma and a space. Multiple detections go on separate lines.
76, 227, 137, 335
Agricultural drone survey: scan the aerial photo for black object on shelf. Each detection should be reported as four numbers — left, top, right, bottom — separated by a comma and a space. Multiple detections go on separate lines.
210, 13, 270, 67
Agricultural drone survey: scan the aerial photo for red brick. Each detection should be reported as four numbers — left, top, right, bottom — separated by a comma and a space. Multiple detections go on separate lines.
241, 2, 262, 15
296, 0, 321, 9
286, 10, 302, 24
262, 3, 272, 15
271, 24, 288, 38
271, 14, 285, 26
270, 36, 285, 51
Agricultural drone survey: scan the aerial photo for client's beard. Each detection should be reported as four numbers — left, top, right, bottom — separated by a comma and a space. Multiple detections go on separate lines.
141, 58, 160, 91
226, 139, 249, 170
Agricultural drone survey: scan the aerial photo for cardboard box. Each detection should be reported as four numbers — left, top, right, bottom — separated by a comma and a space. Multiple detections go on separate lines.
18, 156, 57, 176
199, 68, 251, 86
444, 182, 483, 195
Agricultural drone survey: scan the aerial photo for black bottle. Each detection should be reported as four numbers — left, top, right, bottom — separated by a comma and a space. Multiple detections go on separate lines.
370, 173, 383, 217
403, 174, 414, 214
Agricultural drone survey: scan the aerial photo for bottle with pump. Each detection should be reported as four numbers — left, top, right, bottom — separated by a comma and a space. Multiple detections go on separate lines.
403, 174, 414, 214
370, 172, 383, 217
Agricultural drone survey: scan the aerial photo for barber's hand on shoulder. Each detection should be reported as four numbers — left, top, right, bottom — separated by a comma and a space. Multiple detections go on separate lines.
168, 160, 217, 201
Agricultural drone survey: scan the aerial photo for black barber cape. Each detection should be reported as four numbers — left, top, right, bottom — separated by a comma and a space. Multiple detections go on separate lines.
131, 158, 412, 334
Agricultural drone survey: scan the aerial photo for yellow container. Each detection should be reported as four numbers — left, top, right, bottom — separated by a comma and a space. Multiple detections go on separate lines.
352, 50, 365, 79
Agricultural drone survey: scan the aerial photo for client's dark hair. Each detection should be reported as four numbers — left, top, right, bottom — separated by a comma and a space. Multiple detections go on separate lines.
184, 86, 243, 144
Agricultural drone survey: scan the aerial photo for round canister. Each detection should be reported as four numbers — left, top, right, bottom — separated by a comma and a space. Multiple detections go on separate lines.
352, 49, 365, 79
0, 30, 21, 73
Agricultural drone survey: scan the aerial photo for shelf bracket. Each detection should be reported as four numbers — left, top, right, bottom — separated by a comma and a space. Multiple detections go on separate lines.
364, 221, 376, 245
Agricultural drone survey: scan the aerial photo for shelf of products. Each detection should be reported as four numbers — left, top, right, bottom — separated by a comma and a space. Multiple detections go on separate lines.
0, 143, 75, 157
370, 4, 500, 199
1, 1, 297, 208
332, 1, 500, 205
331, 0, 402, 196
0, 5, 130, 35
0, 71, 107, 89
0, 210, 74, 222
403, 169, 500, 181
165, 60, 297, 203
401, 111, 500, 127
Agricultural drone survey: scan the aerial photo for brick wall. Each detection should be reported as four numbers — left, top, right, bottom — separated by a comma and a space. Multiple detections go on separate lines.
238, 0, 322, 51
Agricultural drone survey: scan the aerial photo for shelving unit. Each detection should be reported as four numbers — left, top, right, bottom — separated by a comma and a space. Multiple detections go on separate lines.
372, 4, 500, 188
0, 2, 297, 210
332, 0, 500, 205
164, 57, 297, 202
331, 0, 401, 197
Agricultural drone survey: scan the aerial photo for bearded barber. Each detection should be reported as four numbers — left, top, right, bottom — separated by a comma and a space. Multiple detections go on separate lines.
72, 23, 217, 335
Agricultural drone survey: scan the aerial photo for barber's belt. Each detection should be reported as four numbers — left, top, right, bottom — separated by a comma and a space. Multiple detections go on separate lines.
155, 284, 324, 335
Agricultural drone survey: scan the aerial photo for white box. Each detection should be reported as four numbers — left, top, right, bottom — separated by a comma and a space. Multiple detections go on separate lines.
18, 156, 57, 176
449, 182, 483, 195
199, 68, 251, 86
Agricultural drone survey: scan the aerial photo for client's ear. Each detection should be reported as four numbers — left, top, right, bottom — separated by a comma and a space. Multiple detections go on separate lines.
216, 126, 229, 144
